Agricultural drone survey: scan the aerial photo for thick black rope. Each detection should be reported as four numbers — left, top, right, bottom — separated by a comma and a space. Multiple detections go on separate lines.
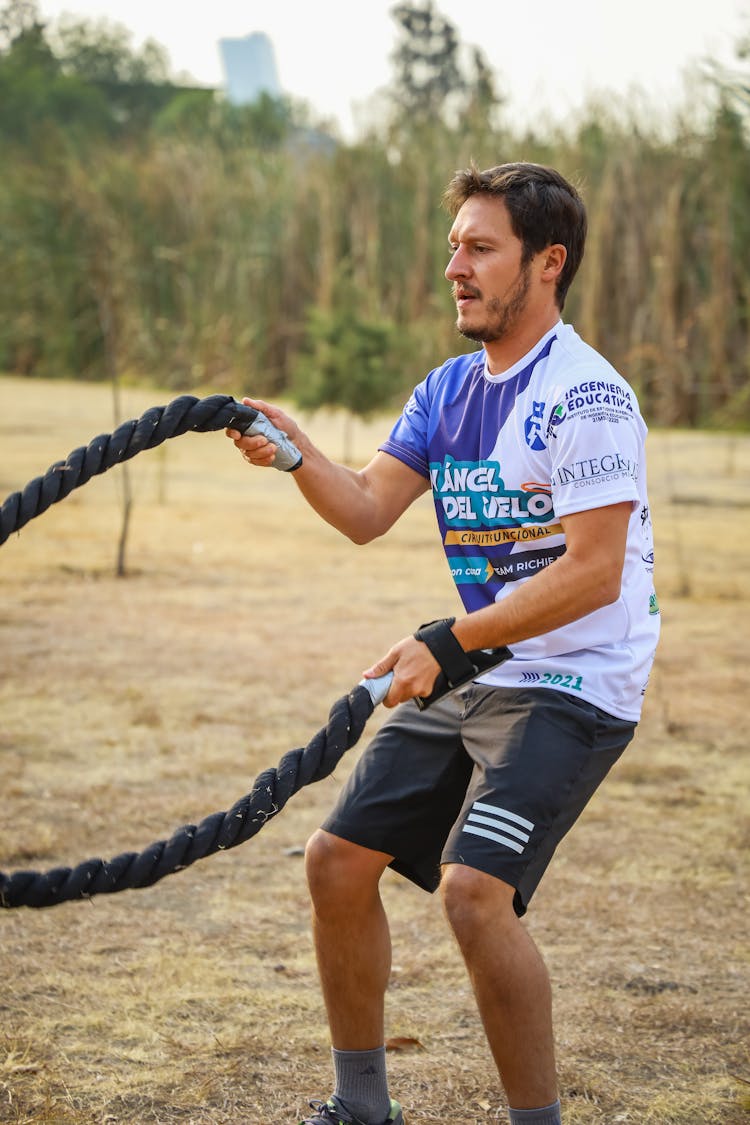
0, 394, 378, 909
0, 394, 258, 547
0, 684, 375, 909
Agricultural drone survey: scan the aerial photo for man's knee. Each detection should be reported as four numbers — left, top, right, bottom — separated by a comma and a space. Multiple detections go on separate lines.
305, 829, 390, 904
440, 863, 518, 939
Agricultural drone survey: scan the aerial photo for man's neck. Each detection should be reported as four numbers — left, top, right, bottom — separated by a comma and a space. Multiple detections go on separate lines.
483, 310, 561, 376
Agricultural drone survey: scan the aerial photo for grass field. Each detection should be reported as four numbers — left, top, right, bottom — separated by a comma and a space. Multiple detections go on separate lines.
0, 375, 748, 1124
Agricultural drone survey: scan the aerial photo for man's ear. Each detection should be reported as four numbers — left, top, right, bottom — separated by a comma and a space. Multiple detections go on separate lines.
541, 244, 567, 281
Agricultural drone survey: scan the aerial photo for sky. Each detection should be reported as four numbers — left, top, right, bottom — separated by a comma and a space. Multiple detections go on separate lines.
36, 0, 750, 137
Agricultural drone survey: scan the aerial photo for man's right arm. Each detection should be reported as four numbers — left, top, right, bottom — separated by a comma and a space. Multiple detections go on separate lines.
226, 397, 429, 543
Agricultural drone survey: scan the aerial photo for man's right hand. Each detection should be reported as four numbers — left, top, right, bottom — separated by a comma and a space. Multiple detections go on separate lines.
225, 397, 428, 544
225, 396, 302, 468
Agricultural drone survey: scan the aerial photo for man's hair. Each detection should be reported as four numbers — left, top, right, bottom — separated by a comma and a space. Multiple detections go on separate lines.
443, 162, 587, 309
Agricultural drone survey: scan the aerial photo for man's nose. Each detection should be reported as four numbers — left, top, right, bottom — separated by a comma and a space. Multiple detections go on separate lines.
445, 246, 470, 281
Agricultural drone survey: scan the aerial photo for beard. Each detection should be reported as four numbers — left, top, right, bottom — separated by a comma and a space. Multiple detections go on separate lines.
455, 261, 532, 344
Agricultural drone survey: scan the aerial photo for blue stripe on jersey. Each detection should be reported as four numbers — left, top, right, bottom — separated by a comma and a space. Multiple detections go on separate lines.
433, 336, 556, 463
380, 335, 559, 613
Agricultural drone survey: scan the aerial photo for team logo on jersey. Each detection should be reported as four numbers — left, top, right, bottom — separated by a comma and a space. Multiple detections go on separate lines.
488, 543, 566, 581
444, 524, 562, 546
552, 451, 639, 490
563, 379, 634, 423
524, 401, 546, 451
430, 456, 555, 528
546, 402, 566, 439
448, 545, 565, 584
449, 557, 495, 584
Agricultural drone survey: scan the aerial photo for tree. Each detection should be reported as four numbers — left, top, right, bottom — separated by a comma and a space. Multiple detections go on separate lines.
293, 277, 408, 462
703, 23, 750, 119
0, 6, 113, 144
0, 0, 39, 48
390, 0, 464, 123
0, 1, 184, 145
50, 14, 170, 85
388, 0, 501, 129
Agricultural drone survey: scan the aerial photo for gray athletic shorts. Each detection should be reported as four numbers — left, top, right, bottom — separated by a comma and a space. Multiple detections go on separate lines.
322, 685, 636, 916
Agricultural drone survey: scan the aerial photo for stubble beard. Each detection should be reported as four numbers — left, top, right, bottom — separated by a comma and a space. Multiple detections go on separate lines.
456, 261, 532, 344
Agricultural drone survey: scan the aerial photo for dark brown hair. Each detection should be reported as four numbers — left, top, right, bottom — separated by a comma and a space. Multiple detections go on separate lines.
443, 162, 587, 309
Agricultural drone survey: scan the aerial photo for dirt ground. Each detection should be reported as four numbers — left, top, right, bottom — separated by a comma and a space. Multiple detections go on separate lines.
0, 376, 748, 1124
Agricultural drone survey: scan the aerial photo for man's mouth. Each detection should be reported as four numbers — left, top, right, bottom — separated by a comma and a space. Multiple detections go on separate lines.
454, 285, 480, 307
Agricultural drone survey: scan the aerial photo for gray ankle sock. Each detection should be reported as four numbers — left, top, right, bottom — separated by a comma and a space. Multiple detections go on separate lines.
508, 1100, 562, 1125
331, 1046, 390, 1123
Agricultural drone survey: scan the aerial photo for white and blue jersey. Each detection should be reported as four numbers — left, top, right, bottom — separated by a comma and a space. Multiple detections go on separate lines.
380, 322, 660, 721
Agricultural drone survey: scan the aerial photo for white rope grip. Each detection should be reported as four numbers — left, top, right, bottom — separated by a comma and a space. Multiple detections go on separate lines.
233, 409, 303, 472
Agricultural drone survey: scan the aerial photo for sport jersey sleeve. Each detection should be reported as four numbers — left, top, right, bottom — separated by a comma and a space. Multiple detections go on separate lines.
546, 373, 646, 519
379, 388, 430, 476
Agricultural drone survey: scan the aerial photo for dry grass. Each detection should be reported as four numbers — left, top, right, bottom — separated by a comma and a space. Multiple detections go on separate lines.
0, 375, 748, 1125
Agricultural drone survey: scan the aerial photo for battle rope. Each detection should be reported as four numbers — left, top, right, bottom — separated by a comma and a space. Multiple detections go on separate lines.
0, 393, 301, 549
0, 393, 373, 910
0, 683, 376, 909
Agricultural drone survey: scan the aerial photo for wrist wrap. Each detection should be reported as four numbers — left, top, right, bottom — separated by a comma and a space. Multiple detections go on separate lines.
414, 618, 474, 686
412, 617, 513, 710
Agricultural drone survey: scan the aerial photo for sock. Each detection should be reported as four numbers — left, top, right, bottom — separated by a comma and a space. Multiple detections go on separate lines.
508, 1100, 562, 1125
331, 1045, 391, 1123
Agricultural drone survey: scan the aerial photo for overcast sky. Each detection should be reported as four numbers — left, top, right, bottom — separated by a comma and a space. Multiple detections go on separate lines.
36, 0, 749, 136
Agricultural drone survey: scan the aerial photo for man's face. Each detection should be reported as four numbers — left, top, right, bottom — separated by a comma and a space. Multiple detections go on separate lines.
445, 195, 532, 344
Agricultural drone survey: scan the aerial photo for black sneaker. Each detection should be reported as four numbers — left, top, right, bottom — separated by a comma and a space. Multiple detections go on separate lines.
299, 1095, 404, 1125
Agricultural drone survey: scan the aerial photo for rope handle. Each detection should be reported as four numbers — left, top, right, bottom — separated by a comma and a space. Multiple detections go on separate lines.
232, 407, 302, 471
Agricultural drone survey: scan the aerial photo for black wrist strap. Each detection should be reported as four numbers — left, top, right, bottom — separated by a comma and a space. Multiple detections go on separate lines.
412, 617, 513, 711
414, 617, 475, 686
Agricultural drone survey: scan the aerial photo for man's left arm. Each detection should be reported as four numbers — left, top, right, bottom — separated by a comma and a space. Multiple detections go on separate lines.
365, 501, 633, 706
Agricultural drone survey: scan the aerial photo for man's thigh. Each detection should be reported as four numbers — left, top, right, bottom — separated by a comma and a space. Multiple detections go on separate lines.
442, 686, 636, 915
321, 693, 473, 892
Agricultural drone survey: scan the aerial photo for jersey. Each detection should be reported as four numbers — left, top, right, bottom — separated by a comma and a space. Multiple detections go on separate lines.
379, 321, 660, 721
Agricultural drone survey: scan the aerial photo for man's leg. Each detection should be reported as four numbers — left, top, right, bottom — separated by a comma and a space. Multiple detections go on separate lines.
305, 828, 394, 1047
302, 695, 468, 1121
441, 863, 558, 1112
302, 829, 400, 1124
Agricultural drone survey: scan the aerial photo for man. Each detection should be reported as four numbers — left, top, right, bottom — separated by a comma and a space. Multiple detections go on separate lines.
227, 162, 659, 1125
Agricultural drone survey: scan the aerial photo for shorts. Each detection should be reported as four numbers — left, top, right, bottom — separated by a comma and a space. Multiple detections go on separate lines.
322, 685, 636, 916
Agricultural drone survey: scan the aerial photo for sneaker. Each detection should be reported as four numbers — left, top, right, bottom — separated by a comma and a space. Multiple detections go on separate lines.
299, 1095, 404, 1125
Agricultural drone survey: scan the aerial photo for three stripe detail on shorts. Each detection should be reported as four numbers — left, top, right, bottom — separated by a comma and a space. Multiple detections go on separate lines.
462, 800, 534, 854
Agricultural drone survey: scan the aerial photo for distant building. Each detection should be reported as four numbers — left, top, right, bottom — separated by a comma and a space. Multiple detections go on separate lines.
218, 32, 281, 106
